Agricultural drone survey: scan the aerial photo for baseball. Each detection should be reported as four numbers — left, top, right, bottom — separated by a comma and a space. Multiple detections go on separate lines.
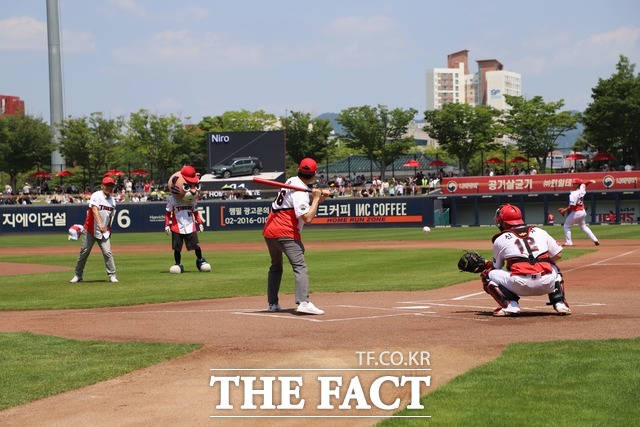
422, 226, 431, 234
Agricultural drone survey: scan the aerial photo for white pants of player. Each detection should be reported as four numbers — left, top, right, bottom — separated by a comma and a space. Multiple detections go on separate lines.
563, 209, 598, 246
488, 269, 558, 297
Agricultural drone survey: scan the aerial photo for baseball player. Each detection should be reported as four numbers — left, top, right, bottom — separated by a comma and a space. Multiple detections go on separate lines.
558, 178, 600, 246
482, 204, 570, 316
262, 158, 330, 315
70, 176, 118, 283
165, 166, 210, 273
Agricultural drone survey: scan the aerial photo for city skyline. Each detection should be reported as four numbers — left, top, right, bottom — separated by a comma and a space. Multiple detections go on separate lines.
1, 0, 639, 124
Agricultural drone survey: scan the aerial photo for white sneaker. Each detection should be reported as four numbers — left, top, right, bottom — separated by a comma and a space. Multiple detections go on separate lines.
493, 300, 521, 317
554, 302, 571, 315
109, 276, 119, 283
296, 301, 324, 315
268, 303, 281, 312
69, 276, 82, 283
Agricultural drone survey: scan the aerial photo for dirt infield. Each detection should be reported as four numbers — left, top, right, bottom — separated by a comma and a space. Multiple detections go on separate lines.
1, 240, 639, 426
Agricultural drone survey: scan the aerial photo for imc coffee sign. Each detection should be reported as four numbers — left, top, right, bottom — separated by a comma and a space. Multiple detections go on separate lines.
442, 171, 640, 195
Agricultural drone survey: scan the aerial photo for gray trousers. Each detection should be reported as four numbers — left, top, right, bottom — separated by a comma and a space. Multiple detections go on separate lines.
74, 232, 116, 278
264, 237, 309, 305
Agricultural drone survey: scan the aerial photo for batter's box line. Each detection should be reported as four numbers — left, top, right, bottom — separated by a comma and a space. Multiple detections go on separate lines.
234, 310, 421, 323
400, 296, 606, 308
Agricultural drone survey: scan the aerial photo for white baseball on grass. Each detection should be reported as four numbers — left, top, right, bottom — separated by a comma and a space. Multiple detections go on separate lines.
423, 226, 431, 234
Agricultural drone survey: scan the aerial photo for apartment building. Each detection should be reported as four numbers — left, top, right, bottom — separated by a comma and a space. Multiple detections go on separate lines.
426, 50, 521, 111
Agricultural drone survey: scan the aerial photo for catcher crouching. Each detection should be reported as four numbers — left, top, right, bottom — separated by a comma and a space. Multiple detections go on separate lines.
458, 204, 570, 317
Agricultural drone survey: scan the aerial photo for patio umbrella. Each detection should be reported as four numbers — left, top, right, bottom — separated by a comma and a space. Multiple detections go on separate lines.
32, 170, 51, 179
402, 159, 423, 174
591, 152, 614, 161
105, 168, 125, 177
402, 159, 423, 168
55, 169, 74, 177
130, 168, 150, 176
509, 156, 529, 163
55, 169, 74, 185
565, 152, 587, 170
427, 159, 447, 167
485, 157, 504, 164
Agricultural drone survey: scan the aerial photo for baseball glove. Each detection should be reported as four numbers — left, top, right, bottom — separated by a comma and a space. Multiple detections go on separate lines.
458, 251, 487, 273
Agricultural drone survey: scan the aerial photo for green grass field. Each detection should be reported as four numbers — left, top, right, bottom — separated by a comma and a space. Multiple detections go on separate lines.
1, 225, 639, 422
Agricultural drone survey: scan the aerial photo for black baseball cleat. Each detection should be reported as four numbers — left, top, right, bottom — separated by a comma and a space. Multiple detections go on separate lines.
594, 241, 600, 246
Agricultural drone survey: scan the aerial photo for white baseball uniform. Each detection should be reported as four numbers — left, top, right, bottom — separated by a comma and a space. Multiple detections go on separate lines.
488, 226, 563, 297
563, 184, 598, 245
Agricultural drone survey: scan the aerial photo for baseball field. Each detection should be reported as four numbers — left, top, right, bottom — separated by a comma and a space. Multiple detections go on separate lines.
0, 225, 639, 426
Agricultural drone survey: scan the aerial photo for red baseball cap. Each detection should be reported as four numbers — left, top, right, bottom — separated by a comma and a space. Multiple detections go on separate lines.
571, 178, 583, 185
180, 166, 199, 184
101, 176, 115, 185
298, 158, 317, 173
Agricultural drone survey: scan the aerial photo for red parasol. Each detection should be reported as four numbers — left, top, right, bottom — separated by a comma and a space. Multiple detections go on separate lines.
55, 169, 75, 177
402, 159, 423, 168
509, 156, 529, 163
591, 152, 614, 161
105, 169, 125, 177
565, 153, 587, 161
485, 157, 504, 164
130, 168, 150, 176
33, 170, 51, 178
428, 159, 447, 167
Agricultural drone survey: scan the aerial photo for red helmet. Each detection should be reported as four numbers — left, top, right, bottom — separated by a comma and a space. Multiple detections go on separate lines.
495, 204, 524, 226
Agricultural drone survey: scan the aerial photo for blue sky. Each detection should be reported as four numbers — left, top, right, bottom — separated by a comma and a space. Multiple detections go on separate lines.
2, 0, 639, 124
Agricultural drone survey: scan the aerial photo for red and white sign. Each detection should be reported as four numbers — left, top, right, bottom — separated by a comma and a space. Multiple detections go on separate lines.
442, 171, 640, 195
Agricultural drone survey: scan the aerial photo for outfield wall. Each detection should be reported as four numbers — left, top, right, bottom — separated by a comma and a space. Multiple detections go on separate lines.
1, 191, 639, 235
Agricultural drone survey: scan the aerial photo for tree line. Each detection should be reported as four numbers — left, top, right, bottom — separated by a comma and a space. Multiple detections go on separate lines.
1, 55, 638, 192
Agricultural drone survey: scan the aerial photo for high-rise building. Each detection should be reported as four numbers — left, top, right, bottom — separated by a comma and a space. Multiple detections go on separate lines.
0, 95, 25, 116
425, 50, 521, 111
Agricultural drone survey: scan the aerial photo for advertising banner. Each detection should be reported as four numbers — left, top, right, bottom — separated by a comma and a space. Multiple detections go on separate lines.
442, 171, 640, 195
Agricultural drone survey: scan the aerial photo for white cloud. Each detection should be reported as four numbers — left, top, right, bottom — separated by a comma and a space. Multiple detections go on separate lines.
106, 0, 209, 22
106, 0, 151, 19
565, 26, 640, 67
0, 16, 46, 52
111, 30, 264, 69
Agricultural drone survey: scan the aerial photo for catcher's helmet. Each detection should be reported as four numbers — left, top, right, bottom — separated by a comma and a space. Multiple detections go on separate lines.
495, 204, 524, 226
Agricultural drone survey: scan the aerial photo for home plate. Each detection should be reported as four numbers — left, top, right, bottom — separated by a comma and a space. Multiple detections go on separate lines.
394, 306, 432, 310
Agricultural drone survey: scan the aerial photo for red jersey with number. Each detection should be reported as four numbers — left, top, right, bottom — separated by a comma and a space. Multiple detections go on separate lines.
263, 177, 311, 241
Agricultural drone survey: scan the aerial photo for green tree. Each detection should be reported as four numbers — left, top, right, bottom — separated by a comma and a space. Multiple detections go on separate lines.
281, 111, 333, 167
582, 55, 640, 168
502, 95, 580, 173
125, 110, 198, 184
423, 103, 503, 176
197, 110, 279, 132
336, 105, 417, 180
0, 113, 53, 191
57, 113, 124, 190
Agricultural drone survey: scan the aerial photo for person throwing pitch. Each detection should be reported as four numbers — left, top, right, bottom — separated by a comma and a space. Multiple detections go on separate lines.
262, 158, 330, 315
70, 176, 118, 283
558, 178, 600, 246
474, 204, 570, 316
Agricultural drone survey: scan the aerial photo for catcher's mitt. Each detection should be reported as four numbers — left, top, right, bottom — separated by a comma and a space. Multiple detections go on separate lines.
458, 251, 487, 273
